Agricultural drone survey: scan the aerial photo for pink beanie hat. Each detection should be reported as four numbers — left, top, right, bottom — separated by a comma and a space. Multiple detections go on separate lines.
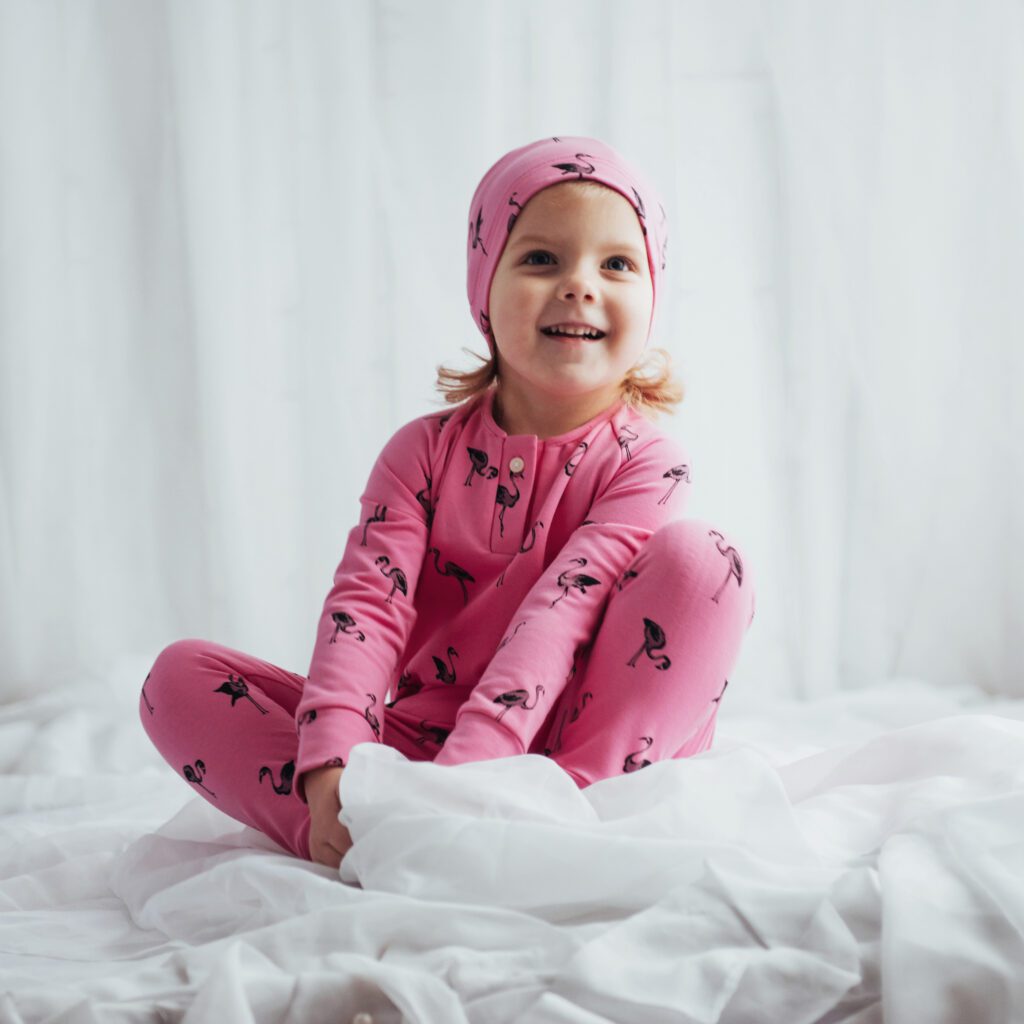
466, 135, 669, 354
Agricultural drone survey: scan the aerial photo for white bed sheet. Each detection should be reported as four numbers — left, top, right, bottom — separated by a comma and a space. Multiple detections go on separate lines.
2, 658, 1023, 1023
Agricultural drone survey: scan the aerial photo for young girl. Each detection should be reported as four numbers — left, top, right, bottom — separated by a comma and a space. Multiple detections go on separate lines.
139, 135, 756, 870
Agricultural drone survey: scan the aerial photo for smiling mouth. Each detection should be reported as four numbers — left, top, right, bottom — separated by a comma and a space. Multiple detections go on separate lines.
539, 327, 607, 341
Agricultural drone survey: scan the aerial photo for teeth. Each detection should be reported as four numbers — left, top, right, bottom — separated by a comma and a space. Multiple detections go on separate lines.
542, 326, 603, 338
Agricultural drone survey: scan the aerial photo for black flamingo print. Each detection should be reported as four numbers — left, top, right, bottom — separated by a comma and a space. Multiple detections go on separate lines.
496, 620, 527, 651
141, 671, 154, 714
415, 472, 434, 529
624, 737, 654, 773
616, 425, 639, 461
520, 519, 545, 553
183, 759, 216, 797
297, 709, 317, 730
630, 186, 649, 238
544, 688, 594, 758
213, 673, 269, 714
564, 440, 588, 476
551, 557, 601, 607
329, 611, 366, 643
431, 646, 459, 683
430, 410, 454, 434
708, 529, 744, 603
361, 504, 387, 545
658, 464, 691, 504
375, 555, 408, 604
428, 547, 475, 605
542, 645, 592, 756
506, 193, 525, 234
364, 694, 380, 739
414, 722, 451, 748
469, 205, 488, 257
386, 670, 425, 708
322, 757, 346, 768
495, 467, 524, 537
615, 568, 639, 592
626, 617, 671, 670
259, 759, 295, 795
713, 679, 729, 704
492, 684, 546, 723
551, 154, 596, 179
478, 310, 492, 339
465, 447, 499, 485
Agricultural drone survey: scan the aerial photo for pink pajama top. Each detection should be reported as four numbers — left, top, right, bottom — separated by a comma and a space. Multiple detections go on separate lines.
293, 386, 692, 802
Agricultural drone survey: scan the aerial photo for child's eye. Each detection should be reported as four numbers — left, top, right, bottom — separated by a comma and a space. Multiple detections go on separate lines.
523, 251, 635, 271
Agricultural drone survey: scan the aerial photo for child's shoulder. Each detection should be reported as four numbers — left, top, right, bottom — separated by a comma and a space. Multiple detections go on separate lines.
375, 396, 480, 464
612, 402, 691, 466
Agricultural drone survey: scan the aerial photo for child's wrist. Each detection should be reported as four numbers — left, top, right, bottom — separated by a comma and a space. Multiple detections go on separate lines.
305, 764, 344, 801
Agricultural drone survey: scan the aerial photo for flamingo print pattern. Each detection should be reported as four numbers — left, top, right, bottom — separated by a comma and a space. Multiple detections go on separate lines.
214, 673, 269, 714
551, 557, 601, 607
431, 646, 459, 683
183, 759, 215, 798
291, 386, 754, 789
259, 759, 295, 795
495, 467, 524, 536
361, 504, 387, 545
428, 546, 475, 605
465, 447, 499, 485
375, 555, 408, 604
329, 611, 366, 643
138, 394, 754, 860
658, 464, 691, 504
626, 618, 672, 671
141, 671, 154, 714
708, 529, 745, 602
492, 685, 545, 723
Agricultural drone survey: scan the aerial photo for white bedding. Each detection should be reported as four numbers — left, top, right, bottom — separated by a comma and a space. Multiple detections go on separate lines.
2, 657, 1023, 1023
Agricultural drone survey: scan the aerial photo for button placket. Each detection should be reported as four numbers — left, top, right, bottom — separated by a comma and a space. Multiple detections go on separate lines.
490, 439, 535, 554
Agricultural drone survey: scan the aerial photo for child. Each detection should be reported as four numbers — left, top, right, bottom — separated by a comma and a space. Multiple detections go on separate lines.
139, 135, 756, 870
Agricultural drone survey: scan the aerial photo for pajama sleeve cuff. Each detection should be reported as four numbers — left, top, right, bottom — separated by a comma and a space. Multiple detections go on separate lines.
294, 707, 379, 804
431, 709, 526, 766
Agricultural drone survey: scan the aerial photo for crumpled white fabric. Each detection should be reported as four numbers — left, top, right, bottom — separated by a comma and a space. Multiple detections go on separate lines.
2, 669, 1024, 1022
334, 713, 1024, 1023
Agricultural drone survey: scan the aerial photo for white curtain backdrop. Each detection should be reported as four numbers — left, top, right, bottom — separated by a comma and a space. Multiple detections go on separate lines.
1, 0, 1020, 707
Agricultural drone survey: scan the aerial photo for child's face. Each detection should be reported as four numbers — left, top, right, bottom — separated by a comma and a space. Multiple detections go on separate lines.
487, 182, 653, 409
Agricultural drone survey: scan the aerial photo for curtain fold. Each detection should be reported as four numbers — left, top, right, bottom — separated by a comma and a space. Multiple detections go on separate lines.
0, 0, 1019, 703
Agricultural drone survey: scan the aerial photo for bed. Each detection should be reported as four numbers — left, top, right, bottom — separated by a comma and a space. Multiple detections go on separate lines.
2, 653, 1023, 1023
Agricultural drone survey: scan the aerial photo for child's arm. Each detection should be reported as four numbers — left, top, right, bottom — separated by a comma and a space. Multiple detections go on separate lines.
294, 416, 435, 805
432, 432, 693, 767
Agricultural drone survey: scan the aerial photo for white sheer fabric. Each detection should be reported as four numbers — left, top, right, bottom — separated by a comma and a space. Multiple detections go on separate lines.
1, 3, 1023, 1019
1, 1, 1019, 704
2, 658, 1023, 1021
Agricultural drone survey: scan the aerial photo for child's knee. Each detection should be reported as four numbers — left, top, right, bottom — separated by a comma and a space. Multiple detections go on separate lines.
646, 519, 756, 621
139, 638, 211, 730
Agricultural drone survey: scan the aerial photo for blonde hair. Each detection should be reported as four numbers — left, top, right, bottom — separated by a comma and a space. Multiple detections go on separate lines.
433, 344, 684, 421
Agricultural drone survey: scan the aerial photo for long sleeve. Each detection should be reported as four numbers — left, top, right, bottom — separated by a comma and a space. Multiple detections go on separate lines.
432, 432, 693, 767
294, 416, 434, 803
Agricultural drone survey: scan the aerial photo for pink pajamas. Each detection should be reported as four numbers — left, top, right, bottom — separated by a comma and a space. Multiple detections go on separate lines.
140, 388, 755, 861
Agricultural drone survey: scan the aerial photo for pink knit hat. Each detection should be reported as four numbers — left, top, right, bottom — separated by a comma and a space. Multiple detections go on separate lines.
466, 135, 669, 353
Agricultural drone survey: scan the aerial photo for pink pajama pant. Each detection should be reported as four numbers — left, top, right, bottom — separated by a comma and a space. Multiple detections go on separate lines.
139, 518, 755, 862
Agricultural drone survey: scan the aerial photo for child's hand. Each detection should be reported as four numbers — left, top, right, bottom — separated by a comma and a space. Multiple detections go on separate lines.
305, 765, 353, 869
